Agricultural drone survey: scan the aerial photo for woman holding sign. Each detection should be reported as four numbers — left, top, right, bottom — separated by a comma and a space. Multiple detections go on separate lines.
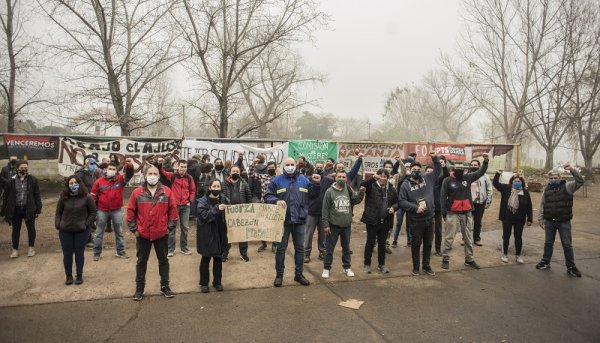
197, 179, 230, 293
221, 166, 253, 262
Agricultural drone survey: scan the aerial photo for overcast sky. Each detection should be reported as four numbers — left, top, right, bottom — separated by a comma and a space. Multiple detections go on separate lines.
300, 0, 462, 122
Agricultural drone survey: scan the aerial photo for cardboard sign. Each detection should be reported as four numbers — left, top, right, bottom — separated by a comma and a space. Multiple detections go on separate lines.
337, 143, 403, 175
225, 203, 285, 243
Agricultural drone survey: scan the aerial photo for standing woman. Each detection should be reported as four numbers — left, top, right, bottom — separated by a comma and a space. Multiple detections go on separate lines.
221, 165, 252, 262
55, 176, 97, 285
197, 179, 230, 293
493, 170, 533, 263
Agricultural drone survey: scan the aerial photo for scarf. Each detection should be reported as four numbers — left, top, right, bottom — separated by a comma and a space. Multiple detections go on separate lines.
507, 188, 520, 214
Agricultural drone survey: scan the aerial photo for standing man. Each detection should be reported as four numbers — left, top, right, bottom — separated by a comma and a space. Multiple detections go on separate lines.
433, 156, 450, 256
470, 159, 493, 246
75, 156, 98, 192
1, 160, 42, 258
398, 151, 441, 276
90, 160, 134, 261
264, 158, 320, 287
127, 166, 178, 301
211, 158, 227, 182
536, 164, 585, 277
321, 169, 364, 278
440, 154, 489, 270
249, 160, 279, 252
0, 155, 18, 191
360, 168, 399, 274
304, 161, 326, 263
160, 160, 196, 257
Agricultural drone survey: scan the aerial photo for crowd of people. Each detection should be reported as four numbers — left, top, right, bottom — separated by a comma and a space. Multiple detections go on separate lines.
0, 148, 585, 300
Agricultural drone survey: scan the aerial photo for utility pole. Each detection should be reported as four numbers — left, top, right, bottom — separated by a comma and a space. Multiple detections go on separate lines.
182, 105, 185, 138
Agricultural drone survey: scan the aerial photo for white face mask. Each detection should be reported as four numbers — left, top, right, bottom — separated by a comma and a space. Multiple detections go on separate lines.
284, 165, 296, 174
106, 170, 116, 178
146, 175, 159, 186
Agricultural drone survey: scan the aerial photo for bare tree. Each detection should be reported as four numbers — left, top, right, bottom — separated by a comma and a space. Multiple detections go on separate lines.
40, 0, 185, 136
174, 0, 328, 138
382, 86, 433, 141
1, 0, 45, 132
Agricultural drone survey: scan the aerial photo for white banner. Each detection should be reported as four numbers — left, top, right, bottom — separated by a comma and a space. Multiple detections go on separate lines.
57, 137, 183, 184
182, 140, 288, 169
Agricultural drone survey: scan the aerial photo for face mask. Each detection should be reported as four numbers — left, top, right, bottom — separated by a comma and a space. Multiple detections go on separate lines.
268, 169, 276, 176
284, 166, 296, 174
411, 170, 421, 179
385, 167, 393, 174
549, 179, 560, 187
470, 166, 479, 172
146, 175, 159, 186
88, 164, 97, 172
70, 184, 80, 193
178, 168, 187, 175
10, 159, 17, 165
315, 168, 323, 174
336, 179, 346, 187
106, 170, 116, 178
231, 173, 240, 180
215, 165, 224, 171
210, 189, 221, 196
18, 169, 28, 176
513, 181, 522, 189
454, 169, 464, 178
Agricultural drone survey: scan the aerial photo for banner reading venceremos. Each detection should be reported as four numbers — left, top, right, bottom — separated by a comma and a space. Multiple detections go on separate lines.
3, 134, 59, 159
337, 143, 404, 175
58, 137, 182, 183
225, 203, 285, 243
181, 140, 288, 169
287, 140, 337, 164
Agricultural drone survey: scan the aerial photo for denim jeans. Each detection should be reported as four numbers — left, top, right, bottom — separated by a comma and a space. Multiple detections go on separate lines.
93, 209, 125, 256
136, 235, 169, 292
542, 220, 576, 268
391, 208, 411, 244
275, 223, 306, 277
305, 215, 325, 257
169, 205, 190, 252
324, 225, 351, 270
59, 228, 90, 277
11, 206, 36, 249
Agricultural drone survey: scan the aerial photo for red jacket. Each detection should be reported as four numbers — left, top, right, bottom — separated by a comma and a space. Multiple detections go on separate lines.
160, 168, 196, 206
126, 184, 179, 241
90, 163, 134, 212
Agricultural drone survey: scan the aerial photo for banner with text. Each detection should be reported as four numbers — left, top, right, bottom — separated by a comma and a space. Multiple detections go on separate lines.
403, 143, 467, 164
3, 134, 59, 160
225, 203, 285, 243
181, 140, 288, 169
58, 137, 182, 184
337, 143, 404, 175
287, 140, 337, 164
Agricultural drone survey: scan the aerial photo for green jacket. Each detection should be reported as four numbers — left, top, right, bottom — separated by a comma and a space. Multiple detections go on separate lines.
321, 184, 364, 228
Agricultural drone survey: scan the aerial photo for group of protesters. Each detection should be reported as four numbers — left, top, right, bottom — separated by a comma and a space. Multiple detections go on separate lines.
0, 146, 585, 300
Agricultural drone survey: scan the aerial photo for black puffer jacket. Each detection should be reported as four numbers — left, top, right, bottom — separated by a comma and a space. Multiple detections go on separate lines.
360, 177, 399, 229
196, 195, 230, 257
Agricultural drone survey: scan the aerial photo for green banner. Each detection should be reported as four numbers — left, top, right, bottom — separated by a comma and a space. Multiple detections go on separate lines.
288, 140, 337, 164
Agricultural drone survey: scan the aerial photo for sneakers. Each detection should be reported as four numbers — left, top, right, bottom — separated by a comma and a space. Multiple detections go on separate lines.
441, 259, 449, 269
74, 275, 83, 285
536, 261, 551, 270
65, 276, 74, 285
133, 291, 144, 301
200, 285, 210, 293
378, 265, 390, 274
257, 243, 267, 252
27, 247, 36, 257
474, 240, 482, 246
364, 265, 372, 274
240, 254, 250, 262
567, 267, 582, 277
10, 249, 18, 259
93, 254, 101, 261
434, 251, 442, 257
501, 255, 509, 263
318, 252, 325, 260
181, 249, 193, 255
273, 276, 283, 287
160, 286, 175, 298
412, 269, 420, 276
391, 241, 398, 248
222, 256, 229, 262
167, 251, 174, 258
385, 246, 393, 254
116, 252, 129, 259
516, 255, 524, 264
214, 284, 224, 292
343, 268, 355, 277
304, 255, 311, 263
322, 269, 330, 279
464, 260, 481, 269
424, 267, 436, 276
294, 275, 310, 286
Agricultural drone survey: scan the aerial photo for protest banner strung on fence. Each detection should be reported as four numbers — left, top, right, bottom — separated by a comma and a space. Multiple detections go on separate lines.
403, 143, 467, 164
225, 203, 285, 243
181, 140, 288, 169
3, 134, 59, 160
492, 145, 514, 157
337, 143, 404, 175
470, 145, 494, 159
58, 137, 182, 184
287, 140, 337, 164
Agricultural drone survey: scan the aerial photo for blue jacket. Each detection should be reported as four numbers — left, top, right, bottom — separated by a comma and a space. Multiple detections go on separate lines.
264, 172, 318, 224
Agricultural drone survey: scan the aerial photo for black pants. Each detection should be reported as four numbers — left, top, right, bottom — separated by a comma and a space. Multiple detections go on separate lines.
59, 228, 90, 277
410, 218, 434, 270
472, 203, 486, 242
200, 256, 223, 286
324, 225, 351, 270
135, 235, 169, 292
364, 221, 389, 266
502, 219, 525, 255
434, 211, 443, 252
11, 206, 36, 249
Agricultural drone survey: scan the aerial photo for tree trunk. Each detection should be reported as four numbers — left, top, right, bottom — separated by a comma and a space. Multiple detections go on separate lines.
219, 100, 228, 138
6, 0, 16, 133
582, 152, 594, 182
257, 125, 267, 148
544, 146, 554, 171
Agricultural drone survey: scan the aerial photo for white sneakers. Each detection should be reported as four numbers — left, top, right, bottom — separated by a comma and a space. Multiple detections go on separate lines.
322, 268, 355, 278
344, 268, 355, 277
501, 255, 509, 263
10, 249, 18, 258
516, 255, 524, 264
27, 247, 36, 257
321, 269, 330, 279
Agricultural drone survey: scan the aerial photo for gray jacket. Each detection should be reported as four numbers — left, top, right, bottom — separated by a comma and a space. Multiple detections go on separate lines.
472, 174, 493, 205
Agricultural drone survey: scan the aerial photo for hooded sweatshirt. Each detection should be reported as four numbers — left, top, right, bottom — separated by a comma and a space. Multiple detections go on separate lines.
398, 156, 441, 221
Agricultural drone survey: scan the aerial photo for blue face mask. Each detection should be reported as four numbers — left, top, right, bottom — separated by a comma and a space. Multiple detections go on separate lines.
549, 179, 560, 187
512, 181, 522, 189
70, 184, 80, 193
88, 164, 97, 172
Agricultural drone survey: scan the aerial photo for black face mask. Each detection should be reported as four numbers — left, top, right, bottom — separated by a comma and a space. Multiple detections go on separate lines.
215, 165, 224, 171
315, 168, 323, 174
10, 160, 17, 165
231, 174, 240, 181
470, 166, 478, 172
210, 189, 221, 196
268, 169, 276, 176
454, 169, 464, 178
